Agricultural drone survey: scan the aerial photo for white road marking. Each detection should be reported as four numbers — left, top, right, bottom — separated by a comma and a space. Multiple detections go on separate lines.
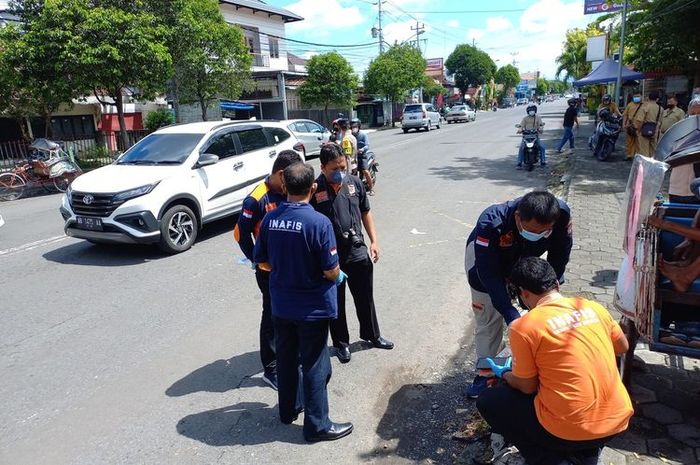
0, 235, 68, 257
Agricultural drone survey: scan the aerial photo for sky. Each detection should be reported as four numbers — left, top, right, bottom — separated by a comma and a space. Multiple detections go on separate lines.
273, 0, 595, 80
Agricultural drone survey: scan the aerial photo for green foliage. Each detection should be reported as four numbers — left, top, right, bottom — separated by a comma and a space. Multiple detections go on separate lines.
145, 108, 175, 132
536, 78, 549, 96
169, 0, 252, 121
421, 75, 446, 100
548, 79, 568, 94
445, 44, 497, 96
300, 52, 358, 114
364, 44, 426, 104
495, 64, 520, 93
555, 26, 603, 82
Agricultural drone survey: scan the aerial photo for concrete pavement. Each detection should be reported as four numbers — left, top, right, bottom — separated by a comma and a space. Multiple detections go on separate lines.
1, 104, 558, 465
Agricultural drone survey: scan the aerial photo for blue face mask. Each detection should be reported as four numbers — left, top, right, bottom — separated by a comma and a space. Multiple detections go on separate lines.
329, 169, 345, 184
519, 227, 552, 242
633, 96, 641, 103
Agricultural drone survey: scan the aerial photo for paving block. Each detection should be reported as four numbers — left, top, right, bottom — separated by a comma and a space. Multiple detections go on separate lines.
668, 424, 700, 448
607, 429, 648, 455
640, 403, 683, 425
599, 447, 627, 465
630, 384, 657, 405
646, 438, 697, 464
634, 373, 673, 392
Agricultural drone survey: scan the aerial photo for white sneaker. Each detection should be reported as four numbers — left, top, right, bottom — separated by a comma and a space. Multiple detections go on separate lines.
490, 434, 527, 465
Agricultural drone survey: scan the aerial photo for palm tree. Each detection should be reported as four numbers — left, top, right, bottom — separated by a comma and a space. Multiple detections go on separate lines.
555, 30, 592, 82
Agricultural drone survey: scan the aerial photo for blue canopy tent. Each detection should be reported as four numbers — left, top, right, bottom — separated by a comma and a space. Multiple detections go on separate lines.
220, 100, 255, 111
572, 58, 644, 87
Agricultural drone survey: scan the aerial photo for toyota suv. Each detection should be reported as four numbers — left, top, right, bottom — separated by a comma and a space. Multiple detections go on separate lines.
60, 120, 303, 253
401, 103, 441, 133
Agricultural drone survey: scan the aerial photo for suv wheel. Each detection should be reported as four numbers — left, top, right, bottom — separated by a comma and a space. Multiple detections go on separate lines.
159, 204, 198, 254
426, 121, 432, 132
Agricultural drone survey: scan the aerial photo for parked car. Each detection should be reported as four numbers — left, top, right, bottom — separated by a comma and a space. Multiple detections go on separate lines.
445, 104, 476, 123
401, 103, 441, 133
286, 119, 332, 157
516, 97, 529, 106
60, 120, 303, 254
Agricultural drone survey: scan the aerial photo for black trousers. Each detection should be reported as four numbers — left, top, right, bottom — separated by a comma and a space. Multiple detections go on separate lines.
273, 317, 332, 436
476, 385, 612, 465
255, 269, 276, 373
331, 256, 381, 347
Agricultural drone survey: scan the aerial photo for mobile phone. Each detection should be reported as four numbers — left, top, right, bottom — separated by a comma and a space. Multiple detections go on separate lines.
476, 357, 509, 370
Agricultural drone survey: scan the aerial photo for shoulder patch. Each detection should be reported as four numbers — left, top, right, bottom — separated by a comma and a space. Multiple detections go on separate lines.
315, 191, 329, 203
476, 236, 490, 247
249, 182, 269, 201
499, 231, 514, 247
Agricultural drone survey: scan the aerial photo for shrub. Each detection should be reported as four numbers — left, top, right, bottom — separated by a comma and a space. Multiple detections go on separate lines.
145, 108, 175, 132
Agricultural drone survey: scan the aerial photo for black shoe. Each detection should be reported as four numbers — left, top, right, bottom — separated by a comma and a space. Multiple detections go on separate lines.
281, 407, 304, 425
335, 344, 351, 363
262, 371, 278, 391
305, 422, 354, 442
365, 336, 394, 350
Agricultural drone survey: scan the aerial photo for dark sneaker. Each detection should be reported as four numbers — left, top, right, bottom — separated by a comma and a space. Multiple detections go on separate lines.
465, 375, 489, 399
516, 164, 522, 170
262, 371, 278, 391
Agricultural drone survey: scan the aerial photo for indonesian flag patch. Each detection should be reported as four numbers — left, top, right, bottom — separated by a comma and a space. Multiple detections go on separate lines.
475, 236, 490, 247
330, 247, 338, 256
242, 209, 253, 219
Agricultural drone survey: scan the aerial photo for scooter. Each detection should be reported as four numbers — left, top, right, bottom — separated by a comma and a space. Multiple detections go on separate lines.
516, 124, 541, 172
351, 149, 378, 190
590, 112, 622, 161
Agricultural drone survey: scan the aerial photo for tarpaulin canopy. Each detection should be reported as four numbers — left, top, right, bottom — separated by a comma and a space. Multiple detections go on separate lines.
572, 58, 644, 87
220, 100, 255, 111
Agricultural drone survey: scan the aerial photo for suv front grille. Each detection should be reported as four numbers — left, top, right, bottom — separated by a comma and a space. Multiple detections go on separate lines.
71, 192, 124, 217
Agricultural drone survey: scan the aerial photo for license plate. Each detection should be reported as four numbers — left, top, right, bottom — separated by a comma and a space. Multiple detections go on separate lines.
410, 116, 417, 120
76, 216, 103, 231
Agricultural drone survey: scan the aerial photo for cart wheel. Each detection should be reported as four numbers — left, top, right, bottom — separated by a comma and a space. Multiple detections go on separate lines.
0, 173, 26, 201
618, 316, 639, 389
53, 172, 77, 193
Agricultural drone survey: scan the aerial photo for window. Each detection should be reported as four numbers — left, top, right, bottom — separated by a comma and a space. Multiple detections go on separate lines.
205, 133, 237, 159
264, 128, 291, 145
292, 122, 310, 133
118, 134, 202, 165
269, 38, 279, 59
404, 104, 422, 113
306, 121, 324, 133
238, 129, 269, 153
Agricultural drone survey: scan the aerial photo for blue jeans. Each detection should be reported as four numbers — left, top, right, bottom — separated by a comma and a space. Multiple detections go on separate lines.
273, 317, 332, 436
518, 139, 546, 164
556, 126, 575, 151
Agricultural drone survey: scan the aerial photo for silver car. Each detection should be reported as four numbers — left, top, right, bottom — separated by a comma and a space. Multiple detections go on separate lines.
402, 103, 441, 133
286, 119, 332, 157
445, 104, 476, 123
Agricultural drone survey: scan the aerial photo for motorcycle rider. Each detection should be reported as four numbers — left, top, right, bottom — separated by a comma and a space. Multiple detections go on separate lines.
351, 118, 375, 195
332, 117, 357, 173
597, 93, 621, 118
517, 104, 546, 169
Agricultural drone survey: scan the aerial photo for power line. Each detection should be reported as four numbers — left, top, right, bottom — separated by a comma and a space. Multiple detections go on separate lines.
401, 8, 527, 14
237, 24, 377, 49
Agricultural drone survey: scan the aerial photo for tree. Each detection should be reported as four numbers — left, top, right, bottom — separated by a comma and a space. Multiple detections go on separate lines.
166, 0, 252, 121
548, 79, 567, 94
495, 64, 520, 94
445, 44, 497, 100
555, 26, 603, 82
1, 1, 89, 137
299, 52, 358, 126
363, 44, 426, 126
73, 2, 172, 149
536, 77, 549, 96
421, 75, 446, 101
144, 108, 175, 132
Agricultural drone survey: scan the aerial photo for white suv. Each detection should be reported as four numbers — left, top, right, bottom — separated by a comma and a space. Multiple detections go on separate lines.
60, 120, 303, 253
401, 103, 441, 133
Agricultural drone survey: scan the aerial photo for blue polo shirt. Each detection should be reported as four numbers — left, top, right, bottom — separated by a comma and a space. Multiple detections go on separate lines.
253, 202, 339, 321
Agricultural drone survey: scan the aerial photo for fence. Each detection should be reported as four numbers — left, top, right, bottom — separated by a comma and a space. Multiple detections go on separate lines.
287, 108, 350, 129
0, 129, 150, 172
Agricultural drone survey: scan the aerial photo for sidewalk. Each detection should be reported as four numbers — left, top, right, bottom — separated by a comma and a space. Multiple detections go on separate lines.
557, 118, 700, 465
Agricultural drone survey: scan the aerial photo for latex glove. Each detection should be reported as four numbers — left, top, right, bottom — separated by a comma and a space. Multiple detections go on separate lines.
486, 357, 512, 378
335, 270, 348, 286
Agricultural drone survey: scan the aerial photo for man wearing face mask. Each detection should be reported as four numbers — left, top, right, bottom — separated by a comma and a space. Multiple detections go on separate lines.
660, 96, 686, 135
351, 118, 374, 195
476, 257, 632, 465
234, 150, 303, 390
516, 104, 546, 169
333, 118, 357, 172
622, 91, 644, 160
463, 191, 573, 398
310, 143, 393, 364
636, 90, 663, 158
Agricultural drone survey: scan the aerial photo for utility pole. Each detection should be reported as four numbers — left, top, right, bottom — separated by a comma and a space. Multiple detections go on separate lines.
411, 21, 425, 49
614, 0, 628, 108
377, 0, 385, 54
472, 37, 476, 47
510, 51, 519, 67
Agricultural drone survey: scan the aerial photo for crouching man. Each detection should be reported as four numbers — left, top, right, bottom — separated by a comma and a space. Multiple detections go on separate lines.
476, 257, 633, 465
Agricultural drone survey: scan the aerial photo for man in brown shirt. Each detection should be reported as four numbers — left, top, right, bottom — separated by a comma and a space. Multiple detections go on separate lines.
660, 96, 686, 135
622, 91, 643, 160
637, 90, 663, 158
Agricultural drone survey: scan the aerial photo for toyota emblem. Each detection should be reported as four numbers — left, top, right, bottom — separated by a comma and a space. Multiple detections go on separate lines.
83, 194, 94, 205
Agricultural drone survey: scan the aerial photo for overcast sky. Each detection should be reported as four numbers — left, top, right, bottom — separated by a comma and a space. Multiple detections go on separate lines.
276, 0, 594, 79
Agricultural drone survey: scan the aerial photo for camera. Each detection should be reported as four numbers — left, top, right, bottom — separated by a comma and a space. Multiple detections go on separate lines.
342, 228, 364, 248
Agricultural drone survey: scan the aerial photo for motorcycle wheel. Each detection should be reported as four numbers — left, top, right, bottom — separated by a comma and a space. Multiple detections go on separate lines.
526, 162, 535, 172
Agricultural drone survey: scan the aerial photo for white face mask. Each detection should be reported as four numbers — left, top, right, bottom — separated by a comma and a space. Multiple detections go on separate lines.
528, 111, 536, 116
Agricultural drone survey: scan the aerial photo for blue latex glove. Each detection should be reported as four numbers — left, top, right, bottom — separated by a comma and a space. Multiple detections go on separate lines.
335, 270, 348, 286
486, 357, 512, 378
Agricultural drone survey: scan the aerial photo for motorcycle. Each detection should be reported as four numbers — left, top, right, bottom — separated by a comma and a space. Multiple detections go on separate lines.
516, 124, 541, 172
351, 149, 378, 190
590, 112, 622, 161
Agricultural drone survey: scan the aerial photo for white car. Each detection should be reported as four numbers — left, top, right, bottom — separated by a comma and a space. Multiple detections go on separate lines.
60, 121, 303, 253
445, 105, 476, 123
401, 103, 441, 133
286, 119, 332, 158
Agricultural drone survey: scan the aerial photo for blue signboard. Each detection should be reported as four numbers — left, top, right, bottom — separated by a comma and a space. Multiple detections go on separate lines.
584, 0, 624, 14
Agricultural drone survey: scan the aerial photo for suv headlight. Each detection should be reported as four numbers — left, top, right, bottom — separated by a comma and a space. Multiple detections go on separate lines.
113, 183, 159, 202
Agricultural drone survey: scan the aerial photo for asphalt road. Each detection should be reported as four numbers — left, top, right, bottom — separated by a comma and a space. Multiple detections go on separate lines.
0, 102, 568, 465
